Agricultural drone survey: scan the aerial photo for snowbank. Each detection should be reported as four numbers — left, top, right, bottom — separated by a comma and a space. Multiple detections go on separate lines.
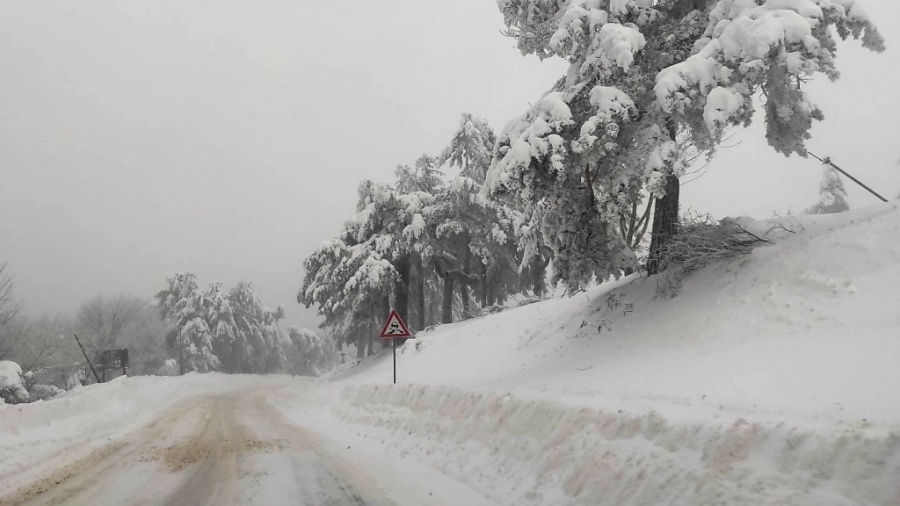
325, 384, 899, 506
318, 202, 900, 505
335, 202, 900, 427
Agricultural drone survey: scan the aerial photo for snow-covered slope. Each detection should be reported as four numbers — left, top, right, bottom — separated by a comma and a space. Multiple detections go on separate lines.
3, 203, 897, 506
315, 202, 900, 505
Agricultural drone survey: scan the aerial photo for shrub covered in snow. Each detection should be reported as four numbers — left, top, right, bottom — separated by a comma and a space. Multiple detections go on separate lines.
28, 383, 65, 402
0, 360, 30, 404
155, 358, 179, 376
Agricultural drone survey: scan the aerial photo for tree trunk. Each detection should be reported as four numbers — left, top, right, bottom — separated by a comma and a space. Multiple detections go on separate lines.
460, 281, 469, 314
380, 295, 391, 349
441, 275, 454, 324
532, 254, 549, 296
647, 175, 680, 274
393, 256, 410, 323
412, 255, 425, 331
647, 119, 680, 275
480, 263, 488, 308
459, 246, 471, 315
356, 333, 365, 359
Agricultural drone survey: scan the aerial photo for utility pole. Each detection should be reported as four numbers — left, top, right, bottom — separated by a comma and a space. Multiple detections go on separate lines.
808, 152, 888, 203
73, 334, 102, 384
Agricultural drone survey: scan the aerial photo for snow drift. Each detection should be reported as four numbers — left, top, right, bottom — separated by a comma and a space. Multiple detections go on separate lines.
317, 202, 900, 505
326, 383, 898, 505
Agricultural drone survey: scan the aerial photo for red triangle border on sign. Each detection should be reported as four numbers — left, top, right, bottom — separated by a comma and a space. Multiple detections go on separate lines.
380, 309, 412, 339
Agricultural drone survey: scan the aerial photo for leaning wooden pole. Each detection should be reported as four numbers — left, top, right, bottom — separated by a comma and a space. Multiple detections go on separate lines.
808, 152, 888, 203
73, 334, 102, 384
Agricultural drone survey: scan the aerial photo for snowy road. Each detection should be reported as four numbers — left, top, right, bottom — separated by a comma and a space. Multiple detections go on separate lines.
1, 387, 419, 506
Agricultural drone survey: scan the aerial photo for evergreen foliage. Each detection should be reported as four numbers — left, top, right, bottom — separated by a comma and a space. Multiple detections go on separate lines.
806, 167, 850, 214
488, 0, 884, 289
300, 114, 532, 351
156, 273, 290, 374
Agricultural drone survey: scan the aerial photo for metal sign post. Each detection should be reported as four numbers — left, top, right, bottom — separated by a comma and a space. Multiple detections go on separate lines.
379, 309, 412, 385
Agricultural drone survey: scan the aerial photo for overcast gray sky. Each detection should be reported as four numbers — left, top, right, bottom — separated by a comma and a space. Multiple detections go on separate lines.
1, 0, 897, 330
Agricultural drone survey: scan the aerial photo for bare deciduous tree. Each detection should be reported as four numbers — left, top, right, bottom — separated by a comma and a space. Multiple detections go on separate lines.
0, 263, 23, 361
75, 294, 146, 352
0, 263, 19, 326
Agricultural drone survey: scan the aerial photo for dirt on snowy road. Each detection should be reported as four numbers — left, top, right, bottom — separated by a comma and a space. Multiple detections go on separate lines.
0, 389, 395, 506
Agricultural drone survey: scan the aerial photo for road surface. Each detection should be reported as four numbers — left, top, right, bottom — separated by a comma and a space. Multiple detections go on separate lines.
1, 389, 408, 506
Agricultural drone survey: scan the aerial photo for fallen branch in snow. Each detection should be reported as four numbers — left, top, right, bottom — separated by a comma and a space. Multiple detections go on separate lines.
767, 214, 805, 237
655, 212, 774, 297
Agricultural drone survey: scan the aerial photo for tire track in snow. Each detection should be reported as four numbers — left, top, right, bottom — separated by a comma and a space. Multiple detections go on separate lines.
0, 389, 395, 506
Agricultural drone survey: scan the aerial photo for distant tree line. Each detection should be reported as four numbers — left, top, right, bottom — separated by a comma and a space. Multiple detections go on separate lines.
156, 273, 331, 375
1, 264, 330, 403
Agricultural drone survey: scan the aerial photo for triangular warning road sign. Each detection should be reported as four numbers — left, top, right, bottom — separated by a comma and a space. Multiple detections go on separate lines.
380, 309, 412, 339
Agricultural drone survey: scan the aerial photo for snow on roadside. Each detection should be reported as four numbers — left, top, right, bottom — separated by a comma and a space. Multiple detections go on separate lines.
266, 379, 898, 506
335, 384, 898, 506
312, 202, 900, 505
333, 202, 900, 427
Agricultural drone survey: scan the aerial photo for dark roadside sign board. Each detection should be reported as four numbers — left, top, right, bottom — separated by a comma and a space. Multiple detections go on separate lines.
380, 309, 412, 384
98, 349, 129, 382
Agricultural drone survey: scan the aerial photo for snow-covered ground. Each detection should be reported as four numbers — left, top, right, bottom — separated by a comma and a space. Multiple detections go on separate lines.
0, 374, 273, 498
2, 203, 898, 505
312, 202, 900, 505
332, 203, 900, 428
0, 374, 486, 505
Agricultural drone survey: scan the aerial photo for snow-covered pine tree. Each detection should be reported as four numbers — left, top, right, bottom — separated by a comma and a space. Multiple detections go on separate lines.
429, 177, 518, 321
438, 115, 525, 310
286, 327, 334, 376
806, 167, 850, 214
395, 155, 444, 194
392, 172, 441, 332
204, 282, 238, 372
300, 181, 408, 358
512, 204, 553, 296
440, 113, 497, 184
228, 281, 287, 374
299, 238, 364, 354
490, 0, 884, 288
156, 273, 221, 373
357, 178, 436, 333
158, 274, 290, 374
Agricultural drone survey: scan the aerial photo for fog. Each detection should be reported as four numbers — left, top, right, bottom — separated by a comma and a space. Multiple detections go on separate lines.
1, 0, 897, 329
